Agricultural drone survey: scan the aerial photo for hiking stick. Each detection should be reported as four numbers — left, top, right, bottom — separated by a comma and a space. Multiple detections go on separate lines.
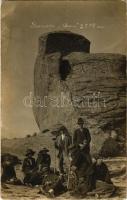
52, 137, 57, 173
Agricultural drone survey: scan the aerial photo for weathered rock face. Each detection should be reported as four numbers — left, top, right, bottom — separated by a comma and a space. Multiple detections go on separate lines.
33, 31, 126, 139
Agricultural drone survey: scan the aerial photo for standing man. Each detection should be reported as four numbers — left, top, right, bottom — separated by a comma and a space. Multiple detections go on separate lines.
73, 118, 91, 163
55, 126, 71, 173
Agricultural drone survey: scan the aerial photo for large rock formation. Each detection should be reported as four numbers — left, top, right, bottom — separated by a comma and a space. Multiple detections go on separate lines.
33, 31, 126, 140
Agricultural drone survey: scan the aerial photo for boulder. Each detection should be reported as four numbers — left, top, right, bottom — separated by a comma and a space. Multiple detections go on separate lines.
33, 31, 126, 153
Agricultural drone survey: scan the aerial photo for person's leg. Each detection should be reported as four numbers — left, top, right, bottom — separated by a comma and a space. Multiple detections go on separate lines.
85, 153, 92, 164
59, 154, 64, 173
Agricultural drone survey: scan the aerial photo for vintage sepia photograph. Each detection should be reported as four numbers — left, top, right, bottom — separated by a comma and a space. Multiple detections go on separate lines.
1, 1, 126, 199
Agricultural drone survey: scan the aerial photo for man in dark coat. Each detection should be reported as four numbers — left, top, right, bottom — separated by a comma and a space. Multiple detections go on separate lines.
22, 149, 36, 185
68, 145, 95, 196
36, 148, 51, 172
73, 118, 91, 163
55, 126, 72, 173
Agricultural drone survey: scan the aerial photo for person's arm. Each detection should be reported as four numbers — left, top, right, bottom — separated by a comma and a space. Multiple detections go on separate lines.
22, 159, 26, 172
73, 130, 77, 145
47, 155, 51, 167
86, 129, 91, 144
35, 157, 40, 170
54, 137, 59, 149
103, 163, 112, 184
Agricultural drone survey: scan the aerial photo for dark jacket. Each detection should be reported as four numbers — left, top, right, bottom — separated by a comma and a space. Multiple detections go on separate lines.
73, 128, 91, 153
70, 148, 96, 194
36, 153, 51, 171
99, 137, 120, 158
1, 154, 21, 183
93, 162, 112, 184
71, 148, 93, 178
22, 157, 36, 174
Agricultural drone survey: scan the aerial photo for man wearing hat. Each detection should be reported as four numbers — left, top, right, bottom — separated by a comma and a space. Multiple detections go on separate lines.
36, 147, 51, 173
68, 144, 95, 196
22, 149, 36, 185
73, 118, 91, 163
55, 126, 72, 173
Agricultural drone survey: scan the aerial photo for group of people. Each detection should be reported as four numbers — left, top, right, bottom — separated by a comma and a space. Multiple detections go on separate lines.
1, 117, 116, 198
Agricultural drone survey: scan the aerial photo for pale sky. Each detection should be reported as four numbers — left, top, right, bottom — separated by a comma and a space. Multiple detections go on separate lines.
2, 0, 126, 138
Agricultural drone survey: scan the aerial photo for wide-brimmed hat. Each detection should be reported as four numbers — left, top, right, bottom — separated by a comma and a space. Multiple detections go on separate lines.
25, 149, 35, 156
77, 117, 84, 125
59, 126, 68, 133
38, 148, 49, 154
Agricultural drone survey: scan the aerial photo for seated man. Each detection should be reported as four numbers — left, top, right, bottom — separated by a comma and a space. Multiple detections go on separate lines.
22, 149, 36, 185
68, 145, 95, 196
1, 153, 22, 185
39, 167, 66, 197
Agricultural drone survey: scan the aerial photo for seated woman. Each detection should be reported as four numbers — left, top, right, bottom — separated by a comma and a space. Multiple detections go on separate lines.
92, 155, 112, 183
1, 153, 22, 185
36, 148, 51, 172
87, 155, 116, 198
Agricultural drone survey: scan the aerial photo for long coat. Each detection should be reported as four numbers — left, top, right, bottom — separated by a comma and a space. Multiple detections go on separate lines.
70, 148, 96, 195
22, 157, 36, 174
55, 134, 72, 156
73, 128, 91, 153
93, 162, 112, 184
36, 153, 51, 171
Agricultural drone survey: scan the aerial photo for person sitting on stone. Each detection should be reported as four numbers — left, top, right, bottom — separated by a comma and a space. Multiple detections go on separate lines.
39, 167, 66, 197
22, 149, 36, 185
99, 129, 121, 158
36, 148, 51, 173
68, 144, 95, 197
92, 155, 112, 184
1, 153, 22, 185
86, 155, 115, 198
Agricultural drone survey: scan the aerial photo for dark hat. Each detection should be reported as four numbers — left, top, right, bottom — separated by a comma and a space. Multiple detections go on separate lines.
25, 149, 35, 156
59, 126, 69, 136
38, 148, 49, 154
59, 126, 67, 132
77, 117, 84, 124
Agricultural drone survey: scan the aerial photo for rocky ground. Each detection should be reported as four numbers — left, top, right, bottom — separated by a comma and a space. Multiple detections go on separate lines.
1, 157, 127, 200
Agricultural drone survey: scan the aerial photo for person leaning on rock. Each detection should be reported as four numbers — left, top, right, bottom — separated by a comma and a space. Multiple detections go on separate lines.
73, 118, 91, 164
